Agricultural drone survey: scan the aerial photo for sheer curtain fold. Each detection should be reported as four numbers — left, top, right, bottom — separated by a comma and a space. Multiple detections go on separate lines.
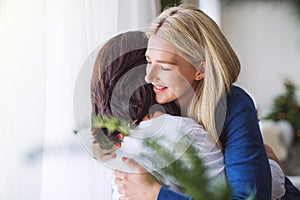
42, 1, 157, 200
0, 0, 157, 199
0, 0, 47, 200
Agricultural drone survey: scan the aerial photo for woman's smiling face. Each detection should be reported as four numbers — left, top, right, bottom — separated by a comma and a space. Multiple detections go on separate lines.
145, 36, 200, 106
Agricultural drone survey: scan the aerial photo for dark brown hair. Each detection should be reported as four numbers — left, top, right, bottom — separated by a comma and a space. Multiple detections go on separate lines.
91, 31, 156, 125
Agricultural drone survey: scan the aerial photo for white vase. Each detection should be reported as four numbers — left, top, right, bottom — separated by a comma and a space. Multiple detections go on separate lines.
276, 120, 294, 149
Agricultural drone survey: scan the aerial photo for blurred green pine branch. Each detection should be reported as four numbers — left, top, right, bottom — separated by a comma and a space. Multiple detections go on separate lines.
265, 79, 300, 139
144, 138, 231, 200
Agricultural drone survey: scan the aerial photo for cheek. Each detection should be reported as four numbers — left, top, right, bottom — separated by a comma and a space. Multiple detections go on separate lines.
165, 72, 190, 86
172, 83, 186, 94
160, 73, 171, 82
171, 74, 194, 94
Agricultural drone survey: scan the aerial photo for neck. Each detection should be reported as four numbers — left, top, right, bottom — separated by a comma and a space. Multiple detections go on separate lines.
174, 88, 194, 117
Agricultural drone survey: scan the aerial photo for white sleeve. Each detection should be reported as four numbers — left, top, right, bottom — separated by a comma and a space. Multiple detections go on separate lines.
269, 159, 286, 199
188, 123, 226, 186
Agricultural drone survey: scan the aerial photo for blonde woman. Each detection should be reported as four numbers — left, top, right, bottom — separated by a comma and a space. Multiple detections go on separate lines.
91, 31, 227, 200
114, 4, 299, 200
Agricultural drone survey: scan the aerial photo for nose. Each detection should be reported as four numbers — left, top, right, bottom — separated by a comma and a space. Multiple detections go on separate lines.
145, 64, 158, 83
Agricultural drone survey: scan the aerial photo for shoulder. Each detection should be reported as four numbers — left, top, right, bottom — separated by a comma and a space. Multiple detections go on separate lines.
227, 85, 253, 104
221, 85, 260, 143
226, 85, 256, 113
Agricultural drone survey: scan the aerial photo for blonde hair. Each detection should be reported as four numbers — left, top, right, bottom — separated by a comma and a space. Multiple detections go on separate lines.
147, 4, 240, 147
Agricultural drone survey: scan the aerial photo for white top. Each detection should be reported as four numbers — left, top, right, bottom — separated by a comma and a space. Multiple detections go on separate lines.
106, 114, 285, 199
105, 114, 226, 199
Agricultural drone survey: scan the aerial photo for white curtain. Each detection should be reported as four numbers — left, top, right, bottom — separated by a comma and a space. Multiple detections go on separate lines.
199, 0, 221, 26
0, 0, 157, 200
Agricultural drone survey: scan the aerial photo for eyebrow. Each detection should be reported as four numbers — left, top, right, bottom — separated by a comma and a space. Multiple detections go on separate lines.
145, 55, 177, 65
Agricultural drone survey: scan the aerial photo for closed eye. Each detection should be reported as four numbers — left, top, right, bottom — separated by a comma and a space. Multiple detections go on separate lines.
160, 65, 171, 71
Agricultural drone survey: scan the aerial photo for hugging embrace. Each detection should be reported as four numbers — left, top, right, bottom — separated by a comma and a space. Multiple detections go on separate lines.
89, 4, 300, 200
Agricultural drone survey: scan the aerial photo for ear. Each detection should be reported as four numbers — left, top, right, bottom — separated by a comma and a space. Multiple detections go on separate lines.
195, 61, 205, 81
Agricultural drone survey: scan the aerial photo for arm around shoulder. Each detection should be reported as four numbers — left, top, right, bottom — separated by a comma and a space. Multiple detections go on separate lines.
220, 86, 272, 199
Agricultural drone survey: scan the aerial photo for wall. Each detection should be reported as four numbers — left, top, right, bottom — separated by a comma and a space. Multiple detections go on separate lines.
221, 1, 300, 116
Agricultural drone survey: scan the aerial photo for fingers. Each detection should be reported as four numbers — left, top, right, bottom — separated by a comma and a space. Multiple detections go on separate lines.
92, 128, 123, 150
114, 173, 128, 197
122, 157, 146, 173
114, 166, 160, 200
98, 154, 116, 162
114, 177, 122, 185
116, 133, 124, 140
264, 143, 282, 168
117, 184, 126, 195
102, 130, 124, 145
114, 170, 128, 180
92, 141, 117, 162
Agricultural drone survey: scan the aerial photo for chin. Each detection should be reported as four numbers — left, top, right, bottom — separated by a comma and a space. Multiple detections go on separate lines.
155, 97, 174, 104
155, 98, 165, 104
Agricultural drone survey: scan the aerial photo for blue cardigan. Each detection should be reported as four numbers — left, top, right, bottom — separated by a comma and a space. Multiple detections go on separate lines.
158, 86, 271, 199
